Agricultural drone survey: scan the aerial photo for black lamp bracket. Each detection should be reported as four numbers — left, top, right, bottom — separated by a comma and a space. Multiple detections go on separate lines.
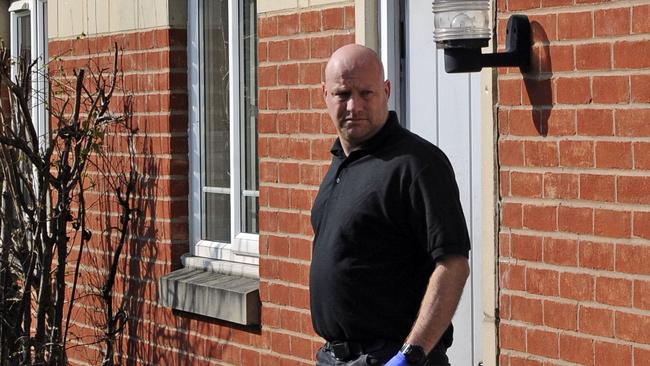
443, 15, 531, 73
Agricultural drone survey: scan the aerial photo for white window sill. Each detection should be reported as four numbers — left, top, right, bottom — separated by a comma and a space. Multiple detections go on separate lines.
159, 255, 260, 325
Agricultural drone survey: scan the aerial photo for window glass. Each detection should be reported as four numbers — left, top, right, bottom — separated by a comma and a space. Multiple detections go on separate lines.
199, 0, 258, 244
240, 0, 258, 234
201, 0, 231, 242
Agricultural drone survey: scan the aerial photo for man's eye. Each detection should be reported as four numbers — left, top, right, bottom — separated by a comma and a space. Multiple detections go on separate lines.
336, 92, 350, 99
361, 91, 373, 98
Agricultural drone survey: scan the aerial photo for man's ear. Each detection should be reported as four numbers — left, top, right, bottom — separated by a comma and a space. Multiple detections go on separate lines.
384, 79, 391, 99
322, 82, 327, 98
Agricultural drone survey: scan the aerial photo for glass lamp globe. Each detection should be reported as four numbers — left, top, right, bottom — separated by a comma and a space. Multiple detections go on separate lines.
433, 0, 491, 48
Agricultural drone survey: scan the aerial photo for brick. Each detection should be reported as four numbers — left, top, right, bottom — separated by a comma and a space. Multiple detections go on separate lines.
278, 14, 299, 36
500, 263, 526, 291
527, 329, 558, 358
631, 75, 650, 103
258, 66, 278, 87
310, 87, 327, 109
546, 109, 576, 136
636, 348, 650, 366
527, 267, 559, 296
511, 295, 543, 324
300, 11, 321, 33
634, 280, 650, 310
542, 0, 573, 6
529, 13, 557, 43
595, 141, 632, 169
594, 209, 631, 238
499, 232, 511, 257
561, 272, 594, 301
595, 342, 632, 366
512, 234, 542, 261
509, 0, 540, 10
616, 244, 650, 275
576, 43, 612, 71
499, 140, 525, 166
543, 237, 577, 266
500, 294, 511, 320
618, 176, 650, 204
523, 204, 557, 231
616, 311, 650, 344
634, 143, 650, 170
269, 40, 289, 62
579, 241, 614, 271
558, 206, 593, 235
544, 300, 577, 330
614, 41, 650, 69
310, 36, 333, 59
278, 64, 299, 85
289, 38, 310, 60
299, 62, 323, 85
278, 162, 300, 184
556, 77, 591, 104
559, 334, 593, 365
543, 173, 579, 199
499, 78, 522, 105
510, 171, 542, 198
524, 141, 558, 167
322, 7, 344, 30
616, 109, 650, 137
592, 76, 629, 104
267, 89, 288, 110
579, 306, 614, 337
558, 11, 593, 40
507, 110, 537, 136
595, 7, 630, 36
503, 202, 523, 229
634, 211, 650, 240
596, 276, 632, 307
577, 109, 614, 136
277, 112, 300, 134
548, 45, 574, 72
559, 140, 593, 168
500, 323, 526, 352
632, 5, 650, 34
580, 174, 616, 202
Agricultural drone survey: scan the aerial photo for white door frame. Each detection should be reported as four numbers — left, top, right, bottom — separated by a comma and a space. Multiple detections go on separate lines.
378, 2, 497, 365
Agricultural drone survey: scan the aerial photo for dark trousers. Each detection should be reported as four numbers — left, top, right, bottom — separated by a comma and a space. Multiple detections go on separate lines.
315, 341, 450, 366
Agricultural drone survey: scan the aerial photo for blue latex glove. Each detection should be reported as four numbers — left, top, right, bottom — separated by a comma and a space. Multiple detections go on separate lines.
384, 351, 409, 366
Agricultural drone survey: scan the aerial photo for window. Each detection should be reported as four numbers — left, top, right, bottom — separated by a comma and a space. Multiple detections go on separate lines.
8, 0, 48, 143
159, 0, 260, 325
187, 0, 259, 276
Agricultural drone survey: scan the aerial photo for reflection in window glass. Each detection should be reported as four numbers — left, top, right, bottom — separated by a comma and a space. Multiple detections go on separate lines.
241, 0, 258, 234
201, 0, 258, 242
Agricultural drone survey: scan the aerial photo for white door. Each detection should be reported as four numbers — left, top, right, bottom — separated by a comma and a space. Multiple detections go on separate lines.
381, 2, 483, 365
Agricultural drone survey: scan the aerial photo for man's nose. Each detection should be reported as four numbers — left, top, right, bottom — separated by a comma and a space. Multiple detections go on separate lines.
346, 94, 363, 112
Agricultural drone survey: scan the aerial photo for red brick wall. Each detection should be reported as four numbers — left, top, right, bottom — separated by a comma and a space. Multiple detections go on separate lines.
497, 1, 650, 365
257, 2, 355, 365
49, 2, 356, 364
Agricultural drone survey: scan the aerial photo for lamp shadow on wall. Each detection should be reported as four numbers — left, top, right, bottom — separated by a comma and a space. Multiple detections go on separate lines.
523, 21, 553, 137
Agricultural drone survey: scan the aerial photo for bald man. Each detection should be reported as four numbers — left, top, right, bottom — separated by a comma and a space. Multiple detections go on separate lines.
309, 44, 471, 366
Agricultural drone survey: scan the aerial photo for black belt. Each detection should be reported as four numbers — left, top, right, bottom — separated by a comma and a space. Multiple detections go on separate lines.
324, 339, 396, 361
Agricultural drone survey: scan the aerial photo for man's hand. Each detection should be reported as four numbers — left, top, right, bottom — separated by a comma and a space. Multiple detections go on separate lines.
384, 352, 408, 366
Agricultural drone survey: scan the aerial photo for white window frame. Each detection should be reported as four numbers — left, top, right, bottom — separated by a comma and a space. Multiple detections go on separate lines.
9, 0, 48, 147
187, 0, 259, 276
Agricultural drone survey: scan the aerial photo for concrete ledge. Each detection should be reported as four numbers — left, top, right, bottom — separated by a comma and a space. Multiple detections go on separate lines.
159, 267, 260, 325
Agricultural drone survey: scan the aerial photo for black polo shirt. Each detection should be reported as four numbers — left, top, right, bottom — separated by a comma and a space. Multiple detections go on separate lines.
309, 111, 471, 345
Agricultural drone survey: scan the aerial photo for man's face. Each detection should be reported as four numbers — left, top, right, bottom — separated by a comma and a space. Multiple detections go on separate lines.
323, 61, 390, 152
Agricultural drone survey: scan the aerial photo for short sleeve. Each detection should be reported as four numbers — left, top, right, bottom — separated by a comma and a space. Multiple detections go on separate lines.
408, 156, 471, 262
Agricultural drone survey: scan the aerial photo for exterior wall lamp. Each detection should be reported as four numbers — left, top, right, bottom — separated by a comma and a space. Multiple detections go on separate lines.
433, 0, 531, 73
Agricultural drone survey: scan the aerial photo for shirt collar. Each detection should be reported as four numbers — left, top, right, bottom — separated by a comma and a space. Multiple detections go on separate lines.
330, 111, 401, 159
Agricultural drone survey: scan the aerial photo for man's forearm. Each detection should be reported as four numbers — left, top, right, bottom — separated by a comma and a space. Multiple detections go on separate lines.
405, 255, 470, 354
